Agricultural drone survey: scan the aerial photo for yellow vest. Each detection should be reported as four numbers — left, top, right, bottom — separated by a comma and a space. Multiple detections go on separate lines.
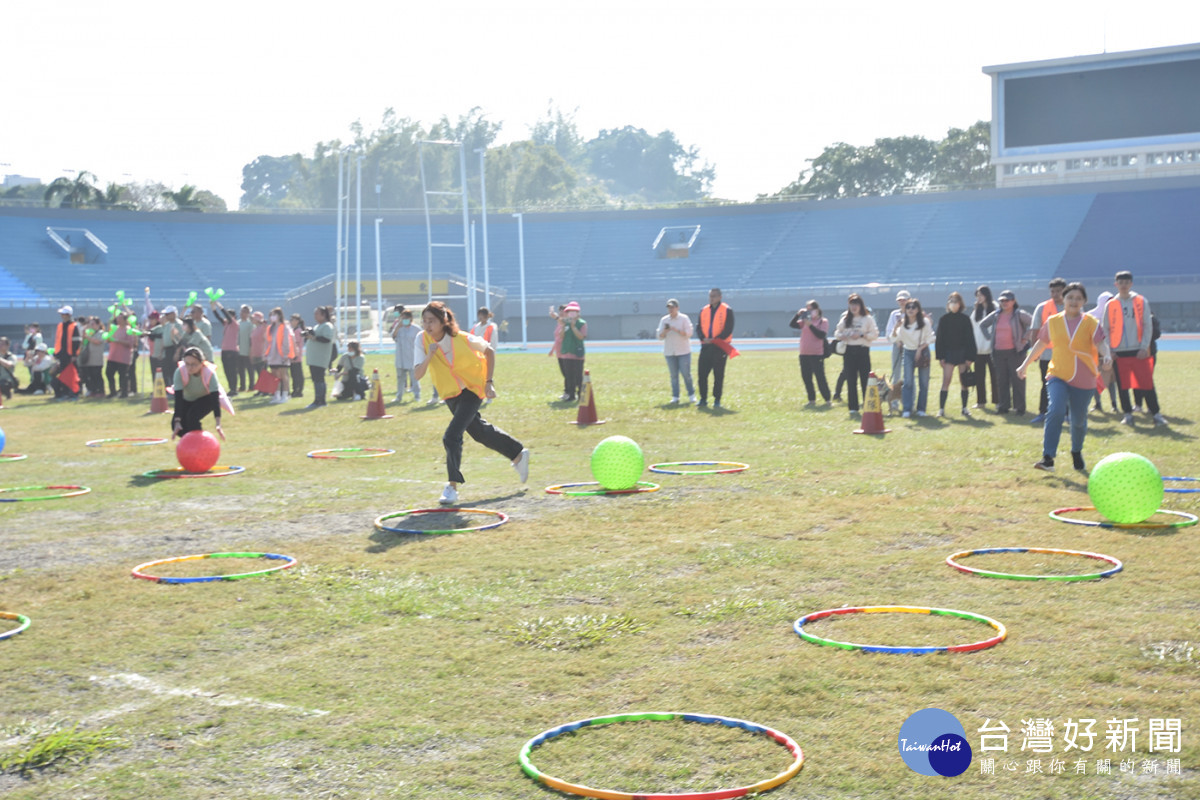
1046, 313, 1099, 383
422, 332, 487, 400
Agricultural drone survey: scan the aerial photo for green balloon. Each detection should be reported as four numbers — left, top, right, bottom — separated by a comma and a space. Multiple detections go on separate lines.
1088, 452, 1163, 524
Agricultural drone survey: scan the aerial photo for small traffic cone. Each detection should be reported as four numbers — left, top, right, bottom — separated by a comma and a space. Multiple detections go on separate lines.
854, 372, 890, 435
361, 369, 393, 420
569, 370, 607, 425
149, 368, 170, 414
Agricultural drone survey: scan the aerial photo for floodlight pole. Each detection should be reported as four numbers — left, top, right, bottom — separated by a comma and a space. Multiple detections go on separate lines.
374, 217, 383, 344
513, 212, 527, 347
335, 152, 345, 340
476, 147, 491, 314
355, 155, 363, 341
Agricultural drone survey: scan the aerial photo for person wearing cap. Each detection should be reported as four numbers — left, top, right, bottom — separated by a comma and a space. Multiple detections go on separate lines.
23, 342, 55, 393
1028, 277, 1067, 424
884, 290, 912, 409
249, 311, 269, 394
978, 290, 1033, 415
413, 301, 529, 507
558, 301, 587, 402
657, 299, 696, 404
51, 305, 82, 398
696, 288, 736, 409
1104, 270, 1166, 426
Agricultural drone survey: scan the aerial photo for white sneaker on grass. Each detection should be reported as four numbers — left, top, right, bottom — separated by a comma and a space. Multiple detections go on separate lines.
513, 449, 530, 483
438, 484, 458, 506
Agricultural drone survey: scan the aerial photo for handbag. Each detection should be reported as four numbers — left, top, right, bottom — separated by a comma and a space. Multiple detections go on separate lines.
915, 348, 930, 369
962, 365, 976, 387
254, 369, 280, 393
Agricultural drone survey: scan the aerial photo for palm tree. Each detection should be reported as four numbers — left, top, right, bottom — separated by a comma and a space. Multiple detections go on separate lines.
101, 182, 135, 210
43, 170, 103, 208
162, 184, 201, 211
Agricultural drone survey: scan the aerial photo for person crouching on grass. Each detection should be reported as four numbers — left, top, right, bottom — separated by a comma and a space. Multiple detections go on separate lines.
413, 302, 529, 506
172, 347, 233, 441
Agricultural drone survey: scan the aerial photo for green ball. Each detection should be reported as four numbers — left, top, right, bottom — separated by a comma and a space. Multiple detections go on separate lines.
1088, 452, 1163, 524
590, 435, 644, 491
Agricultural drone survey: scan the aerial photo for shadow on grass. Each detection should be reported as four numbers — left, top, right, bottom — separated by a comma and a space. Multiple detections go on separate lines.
697, 404, 737, 416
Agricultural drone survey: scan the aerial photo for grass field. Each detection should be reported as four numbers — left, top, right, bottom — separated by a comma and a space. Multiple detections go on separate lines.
1, 349, 1197, 799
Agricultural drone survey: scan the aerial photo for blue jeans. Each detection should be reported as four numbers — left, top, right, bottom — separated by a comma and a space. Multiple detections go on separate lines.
1042, 377, 1093, 458
665, 353, 694, 399
902, 349, 930, 413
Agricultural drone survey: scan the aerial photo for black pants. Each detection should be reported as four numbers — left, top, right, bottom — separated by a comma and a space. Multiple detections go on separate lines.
841, 346, 871, 411
799, 354, 830, 402
129, 351, 139, 393
105, 360, 131, 395
309, 365, 327, 406
1037, 359, 1051, 414
442, 390, 523, 484
221, 351, 240, 392
239, 354, 254, 392
83, 365, 103, 396
993, 348, 1026, 413
973, 354, 997, 405
560, 358, 584, 400
290, 361, 305, 396
697, 344, 727, 403
173, 392, 219, 434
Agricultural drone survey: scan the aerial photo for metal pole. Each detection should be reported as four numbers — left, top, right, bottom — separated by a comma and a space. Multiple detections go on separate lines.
335, 152, 344, 341
458, 144, 471, 324
374, 217, 383, 347
470, 220, 477, 314
418, 141, 433, 305
355, 156, 363, 342
476, 148, 490, 312
513, 212, 527, 348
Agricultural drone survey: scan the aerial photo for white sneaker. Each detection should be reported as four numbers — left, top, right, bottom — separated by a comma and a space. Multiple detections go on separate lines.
936, 409, 945, 417
670, 397, 679, 404
1154, 413, 1167, 426
427, 397, 438, 406
438, 484, 458, 506
513, 448, 530, 483
917, 411, 927, 417
962, 407, 971, 417
394, 393, 403, 402
902, 411, 911, 418
688, 394, 697, 404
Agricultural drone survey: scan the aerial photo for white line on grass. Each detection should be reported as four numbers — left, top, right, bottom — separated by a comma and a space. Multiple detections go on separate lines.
89, 673, 330, 717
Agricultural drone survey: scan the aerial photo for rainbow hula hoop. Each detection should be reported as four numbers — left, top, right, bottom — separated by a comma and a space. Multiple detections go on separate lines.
307, 447, 396, 459
0, 612, 31, 641
132, 552, 297, 583
1163, 476, 1200, 494
1049, 506, 1199, 530
946, 547, 1122, 581
374, 507, 509, 535
544, 481, 660, 496
648, 461, 749, 475
520, 711, 804, 800
0, 453, 28, 462
86, 437, 169, 447
0, 484, 91, 502
793, 605, 1007, 654
141, 465, 246, 479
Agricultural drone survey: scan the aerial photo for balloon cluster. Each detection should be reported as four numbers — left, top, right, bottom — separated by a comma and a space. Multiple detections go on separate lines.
205, 287, 225, 302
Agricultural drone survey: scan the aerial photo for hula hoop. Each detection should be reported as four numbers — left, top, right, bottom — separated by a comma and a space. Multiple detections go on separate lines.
0, 453, 28, 462
131, 552, 297, 583
140, 465, 246, 479
520, 711, 804, 800
86, 437, 169, 447
307, 447, 396, 459
0, 612, 31, 641
793, 605, 1007, 654
1163, 476, 1200, 494
648, 461, 749, 475
946, 547, 1123, 581
374, 507, 509, 535
0, 484, 91, 502
1049, 506, 1199, 530
544, 481, 660, 496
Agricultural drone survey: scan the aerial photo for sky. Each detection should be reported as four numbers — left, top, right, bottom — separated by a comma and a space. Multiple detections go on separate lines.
4, 0, 1200, 209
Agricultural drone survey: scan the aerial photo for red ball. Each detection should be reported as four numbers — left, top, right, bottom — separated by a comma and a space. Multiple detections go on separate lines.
176, 430, 221, 473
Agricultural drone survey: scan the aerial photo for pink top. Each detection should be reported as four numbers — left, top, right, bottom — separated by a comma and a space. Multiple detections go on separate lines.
107, 328, 137, 365
1037, 315, 1106, 390
220, 320, 239, 351
994, 311, 1014, 350
250, 324, 268, 359
798, 317, 829, 357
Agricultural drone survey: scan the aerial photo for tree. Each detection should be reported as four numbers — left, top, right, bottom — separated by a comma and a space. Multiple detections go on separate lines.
124, 181, 173, 212
240, 154, 304, 209
162, 184, 202, 211
931, 121, 992, 190
585, 126, 714, 203
529, 102, 586, 169
43, 170, 103, 208
100, 183, 135, 210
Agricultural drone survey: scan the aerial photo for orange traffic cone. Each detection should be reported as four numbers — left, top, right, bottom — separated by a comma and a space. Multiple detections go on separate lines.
854, 372, 890, 435
569, 370, 607, 425
149, 368, 170, 414
361, 369, 394, 420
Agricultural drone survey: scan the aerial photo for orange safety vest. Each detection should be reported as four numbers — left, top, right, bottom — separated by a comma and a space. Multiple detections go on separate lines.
1040, 299, 1061, 325
267, 323, 296, 360
699, 303, 730, 341
422, 332, 487, 400
1046, 314, 1100, 383
55, 320, 79, 356
1105, 294, 1144, 349
471, 322, 495, 343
